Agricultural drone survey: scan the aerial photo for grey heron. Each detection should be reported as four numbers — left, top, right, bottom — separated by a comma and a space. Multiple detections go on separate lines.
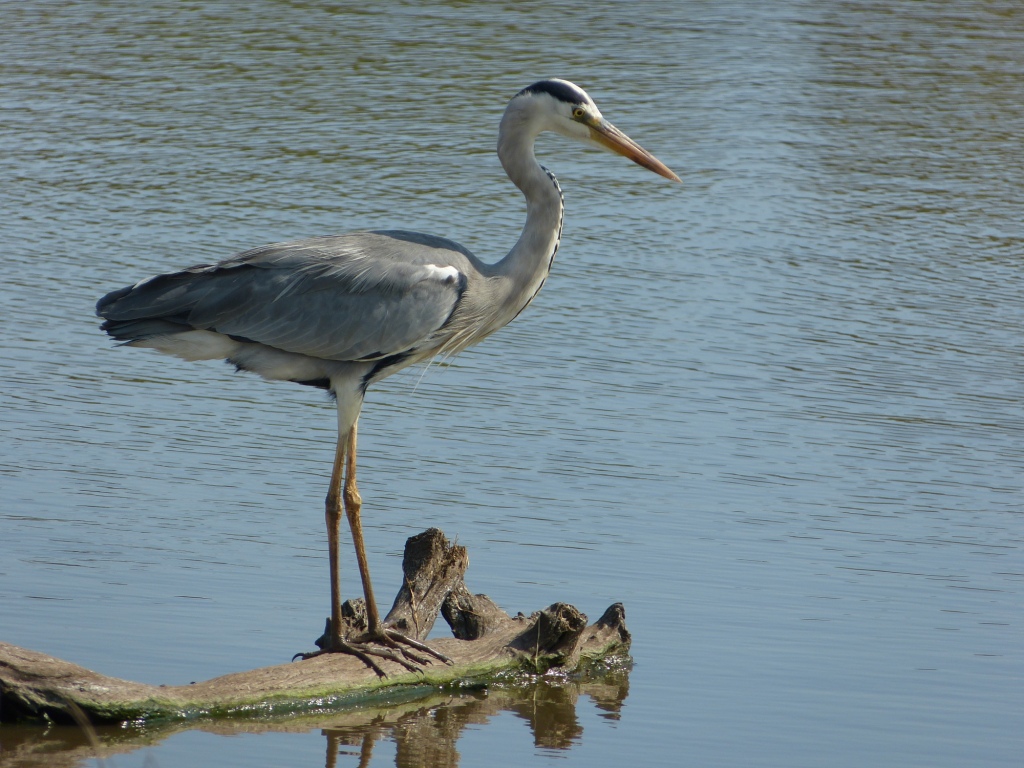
96, 79, 679, 674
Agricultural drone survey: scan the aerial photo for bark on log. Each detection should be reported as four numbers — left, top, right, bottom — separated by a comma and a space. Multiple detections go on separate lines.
0, 529, 630, 726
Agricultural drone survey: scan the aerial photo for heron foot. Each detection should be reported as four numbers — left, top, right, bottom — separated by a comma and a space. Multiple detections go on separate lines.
291, 621, 452, 677
292, 637, 418, 677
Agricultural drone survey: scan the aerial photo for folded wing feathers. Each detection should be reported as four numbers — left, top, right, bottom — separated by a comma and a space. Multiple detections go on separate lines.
97, 232, 470, 363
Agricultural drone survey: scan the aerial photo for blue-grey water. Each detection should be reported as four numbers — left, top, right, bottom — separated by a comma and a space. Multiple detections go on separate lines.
2, 1, 1022, 766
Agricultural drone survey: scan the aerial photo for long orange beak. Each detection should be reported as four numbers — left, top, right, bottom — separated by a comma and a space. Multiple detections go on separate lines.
589, 120, 681, 182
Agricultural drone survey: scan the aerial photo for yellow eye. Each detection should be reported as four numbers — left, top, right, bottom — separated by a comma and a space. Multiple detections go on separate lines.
573, 107, 587, 120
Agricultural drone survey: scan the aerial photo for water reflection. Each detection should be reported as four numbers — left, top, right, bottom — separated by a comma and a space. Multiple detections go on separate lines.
0, 666, 629, 768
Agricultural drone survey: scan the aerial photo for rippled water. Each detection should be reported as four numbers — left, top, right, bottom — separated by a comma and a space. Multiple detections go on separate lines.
2, 1, 1022, 766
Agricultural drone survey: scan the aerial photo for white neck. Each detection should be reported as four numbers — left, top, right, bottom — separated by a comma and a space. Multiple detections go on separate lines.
491, 110, 564, 318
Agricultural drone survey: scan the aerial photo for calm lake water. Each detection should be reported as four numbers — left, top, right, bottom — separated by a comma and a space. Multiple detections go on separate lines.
2, 1, 1022, 766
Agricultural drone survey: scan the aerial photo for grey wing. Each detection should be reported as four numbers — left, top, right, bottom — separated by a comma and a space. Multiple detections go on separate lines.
97, 231, 473, 362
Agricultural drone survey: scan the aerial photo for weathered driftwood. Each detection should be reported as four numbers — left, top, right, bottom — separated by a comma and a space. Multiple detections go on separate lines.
0, 664, 631, 768
0, 529, 630, 726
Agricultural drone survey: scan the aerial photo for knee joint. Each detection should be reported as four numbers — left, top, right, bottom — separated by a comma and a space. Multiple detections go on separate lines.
343, 485, 362, 508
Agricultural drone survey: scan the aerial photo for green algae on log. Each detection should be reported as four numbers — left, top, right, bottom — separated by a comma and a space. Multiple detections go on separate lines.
0, 663, 632, 768
0, 529, 630, 725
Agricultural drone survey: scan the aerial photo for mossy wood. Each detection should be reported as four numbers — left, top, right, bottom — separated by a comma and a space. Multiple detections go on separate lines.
0, 529, 630, 725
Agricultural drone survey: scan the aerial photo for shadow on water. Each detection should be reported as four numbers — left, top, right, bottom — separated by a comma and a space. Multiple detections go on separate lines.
0, 665, 630, 768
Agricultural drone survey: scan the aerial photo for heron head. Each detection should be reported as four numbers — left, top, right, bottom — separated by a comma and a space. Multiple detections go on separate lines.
510, 79, 680, 182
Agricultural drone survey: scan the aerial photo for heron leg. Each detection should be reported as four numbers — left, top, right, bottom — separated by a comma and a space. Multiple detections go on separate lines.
341, 421, 383, 635
295, 420, 452, 672
325, 430, 347, 649
294, 426, 409, 674
343, 424, 453, 667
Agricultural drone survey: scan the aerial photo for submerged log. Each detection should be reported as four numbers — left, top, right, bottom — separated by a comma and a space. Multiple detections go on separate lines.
0, 529, 630, 725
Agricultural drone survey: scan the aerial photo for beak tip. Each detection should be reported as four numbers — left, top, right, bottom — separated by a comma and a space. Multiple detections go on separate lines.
652, 164, 681, 183
590, 120, 681, 184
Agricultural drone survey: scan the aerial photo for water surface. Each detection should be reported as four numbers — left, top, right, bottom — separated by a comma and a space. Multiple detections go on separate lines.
2, 1, 1022, 766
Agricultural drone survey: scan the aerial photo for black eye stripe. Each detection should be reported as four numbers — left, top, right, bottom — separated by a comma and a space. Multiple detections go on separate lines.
516, 79, 589, 106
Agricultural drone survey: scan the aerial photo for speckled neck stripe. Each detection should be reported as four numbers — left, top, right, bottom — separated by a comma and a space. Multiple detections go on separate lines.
510, 165, 563, 324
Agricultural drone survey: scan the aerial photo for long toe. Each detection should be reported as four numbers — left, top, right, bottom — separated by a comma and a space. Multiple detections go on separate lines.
347, 642, 422, 673
382, 629, 454, 665
292, 640, 390, 677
